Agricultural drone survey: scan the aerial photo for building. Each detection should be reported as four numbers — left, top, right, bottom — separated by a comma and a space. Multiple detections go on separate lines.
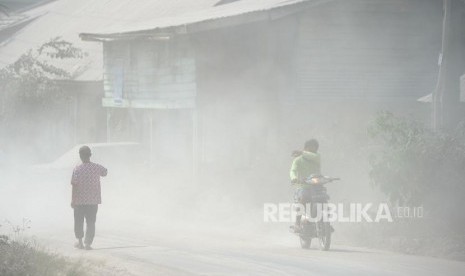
79, 0, 446, 185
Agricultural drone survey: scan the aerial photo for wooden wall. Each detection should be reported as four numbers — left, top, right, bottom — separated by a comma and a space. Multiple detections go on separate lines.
102, 37, 196, 108
291, 0, 443, 101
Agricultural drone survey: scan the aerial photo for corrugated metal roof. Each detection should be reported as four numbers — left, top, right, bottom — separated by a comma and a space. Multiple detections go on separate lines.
0, 1, 49, 32
0, 1, 104, 81
0, 14, 28, 31
1, 0, 50, 12
80, 0, 330, 37
0, 0, 328, 81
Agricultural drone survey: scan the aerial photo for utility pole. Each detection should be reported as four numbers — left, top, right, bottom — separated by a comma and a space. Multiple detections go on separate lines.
433, 0, 465, 130
433, 0, 450, 130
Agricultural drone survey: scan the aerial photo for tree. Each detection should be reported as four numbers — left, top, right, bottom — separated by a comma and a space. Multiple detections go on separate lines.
368, 112, 465, 229
0, 37, 86, 162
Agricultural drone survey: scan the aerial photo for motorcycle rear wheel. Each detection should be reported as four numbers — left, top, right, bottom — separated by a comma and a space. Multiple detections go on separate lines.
318, 222, 331, 251
300, 236, 311, 249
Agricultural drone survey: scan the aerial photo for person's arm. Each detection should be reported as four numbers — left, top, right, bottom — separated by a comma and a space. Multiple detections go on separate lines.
71, 168, 77, 185
99, 165, 108, 177
71, 185, 76, 208
70, 169, 76, 208
290, 158, 300, 183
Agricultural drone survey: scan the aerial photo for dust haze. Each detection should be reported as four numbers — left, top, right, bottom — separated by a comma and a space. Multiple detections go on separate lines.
1, 0, 464, 274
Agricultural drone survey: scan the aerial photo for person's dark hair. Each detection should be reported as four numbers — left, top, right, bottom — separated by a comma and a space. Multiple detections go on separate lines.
79, 146, 91, 162
304, 139, 319, 152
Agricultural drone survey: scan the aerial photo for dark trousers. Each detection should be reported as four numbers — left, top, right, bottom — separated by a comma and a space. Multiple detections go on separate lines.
74, 205, 98, 245
294, 188, 314, 225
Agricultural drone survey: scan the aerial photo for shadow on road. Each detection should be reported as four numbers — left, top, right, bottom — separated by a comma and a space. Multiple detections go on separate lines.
92, 245, 149, 251
328, 248, 367, 254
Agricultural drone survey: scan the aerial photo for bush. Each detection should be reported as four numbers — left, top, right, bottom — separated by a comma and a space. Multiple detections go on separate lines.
0, 220, 132, 276
0, 236, 87, 276
368, 112, 465, 233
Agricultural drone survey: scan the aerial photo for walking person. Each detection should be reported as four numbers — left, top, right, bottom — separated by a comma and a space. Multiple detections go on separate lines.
71, 146, 107, 250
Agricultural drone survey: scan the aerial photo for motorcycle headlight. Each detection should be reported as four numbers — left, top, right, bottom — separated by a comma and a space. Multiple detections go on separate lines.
311, 178, 320, 184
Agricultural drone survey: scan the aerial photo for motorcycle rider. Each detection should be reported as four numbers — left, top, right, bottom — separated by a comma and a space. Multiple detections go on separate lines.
290, 139, 321, 233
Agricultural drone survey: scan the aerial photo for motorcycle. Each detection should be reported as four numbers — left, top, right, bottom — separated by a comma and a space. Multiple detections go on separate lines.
290, 174, 340, 251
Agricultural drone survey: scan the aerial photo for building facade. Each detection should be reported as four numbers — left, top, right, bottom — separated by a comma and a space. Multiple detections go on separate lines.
82, 0, 448, 182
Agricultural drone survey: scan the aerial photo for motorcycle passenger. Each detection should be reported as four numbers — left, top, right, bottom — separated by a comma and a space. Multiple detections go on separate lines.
290, 139, 321, 233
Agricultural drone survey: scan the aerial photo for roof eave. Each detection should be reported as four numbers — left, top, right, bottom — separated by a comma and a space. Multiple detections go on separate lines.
80, 32, 173, 42
80, 0, 332, 42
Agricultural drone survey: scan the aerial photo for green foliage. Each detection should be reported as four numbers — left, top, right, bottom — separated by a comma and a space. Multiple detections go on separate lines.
0, 37, 87, 162
0, 222, 87, 276
0, 36, 86, 115
38, 37, 87, 60
368, 112, 465, 219
0, 238, 70, 276
0, 222, 131, 276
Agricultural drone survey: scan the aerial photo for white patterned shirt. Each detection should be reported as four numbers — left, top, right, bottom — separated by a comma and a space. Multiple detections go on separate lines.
71, 162, 107, 205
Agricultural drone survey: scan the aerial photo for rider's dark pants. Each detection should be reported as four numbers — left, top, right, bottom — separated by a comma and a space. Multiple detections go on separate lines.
74, 205, 98, 245
294, 188, 313, 225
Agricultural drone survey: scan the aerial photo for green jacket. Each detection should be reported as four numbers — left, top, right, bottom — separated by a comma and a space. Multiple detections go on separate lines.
290, 151, 321, 188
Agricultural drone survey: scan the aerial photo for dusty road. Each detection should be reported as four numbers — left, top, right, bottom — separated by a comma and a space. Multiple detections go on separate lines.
2, 172, 465, 275
33, 224, 465, 276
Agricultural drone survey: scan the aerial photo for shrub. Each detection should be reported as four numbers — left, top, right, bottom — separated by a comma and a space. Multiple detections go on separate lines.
368, 112, 465, 232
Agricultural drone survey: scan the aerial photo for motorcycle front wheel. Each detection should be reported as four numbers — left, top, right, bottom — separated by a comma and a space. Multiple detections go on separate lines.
318, 222, 331, 251
300, 236, 311, 249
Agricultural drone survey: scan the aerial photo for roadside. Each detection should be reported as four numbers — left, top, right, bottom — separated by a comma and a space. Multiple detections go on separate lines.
336, 221, 465, 262
32, 225, 465, 276
0, 231, 132, 276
